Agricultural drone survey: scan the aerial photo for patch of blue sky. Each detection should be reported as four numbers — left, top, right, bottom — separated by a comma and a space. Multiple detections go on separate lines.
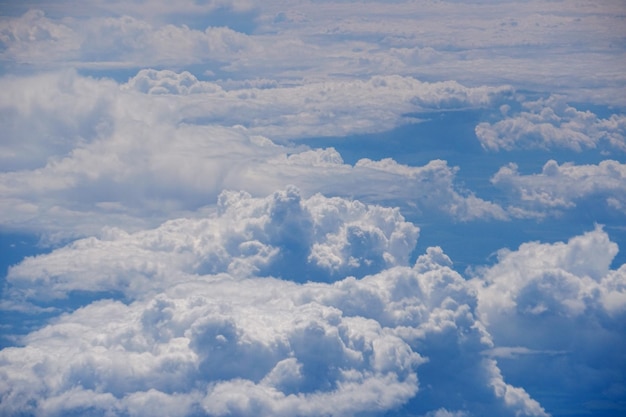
302, 107, 626, 270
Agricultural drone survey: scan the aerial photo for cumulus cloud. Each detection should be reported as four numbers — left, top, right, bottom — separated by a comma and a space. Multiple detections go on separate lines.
476, 96, 626, 151
492, 159, 626, 216
0, 9, 81, 64
0, 70, 507, 238
471, 226, 626, 414
0, 227, 545, 417
1, 2, 625, 416
5, 188, 419, 301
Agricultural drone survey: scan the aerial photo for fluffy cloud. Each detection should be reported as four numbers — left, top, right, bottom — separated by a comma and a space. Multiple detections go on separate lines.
475, 96, 626, 151
0, 10, 81, 64
0, 233, 546, 417
5, 190, 624, 416
0, 70, 507, 238
491, 159, 626, 216
5, 188, 419, 301
471, 226, 626, 414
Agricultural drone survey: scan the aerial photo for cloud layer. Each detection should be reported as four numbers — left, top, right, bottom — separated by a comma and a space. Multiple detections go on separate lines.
472, 226, 626, 413
0, 70, 509, 239
2, 188, 625, 416
0, 190, 552, 416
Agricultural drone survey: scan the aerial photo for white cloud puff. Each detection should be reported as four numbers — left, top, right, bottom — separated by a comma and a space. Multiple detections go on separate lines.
0, 237, 545, 417
121, 70, 513, 140
471, 226, 626, 414
3, 2, 624, 104
6, 188, 419, 302
475, 96, 626, 152
491, 159, 626, 216
473, 225, 625, 321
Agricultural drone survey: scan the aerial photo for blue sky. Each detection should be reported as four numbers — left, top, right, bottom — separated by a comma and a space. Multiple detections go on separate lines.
0, 1, 625, 416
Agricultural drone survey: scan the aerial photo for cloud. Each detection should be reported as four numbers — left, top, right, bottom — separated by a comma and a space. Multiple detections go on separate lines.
0, 71, 118, 171
0, 9, 258, 69
470, 226, 626, 414
3, 2, 624, 104
0, 70, 507, 238
0, 9, 81, 65
476, 96, 626, 152
5, 187, 419, 302
491, 159, 626, 216
0, 240, 547, 417
122, 69, 513, 140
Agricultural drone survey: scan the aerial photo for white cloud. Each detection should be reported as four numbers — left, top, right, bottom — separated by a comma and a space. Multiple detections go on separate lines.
472, 225, 625, 321
492, 159, 626, 216
0, 8, 258, 68
5, 187, 419, 301
3, 1, 624, 104
0, 235, 543, 417
1, 2, 625, 415
470, 226, 626, 413
121, 69, 513, 140
476, 96, 626, 151
0, 9, 81, 64
0, 70, 507, 238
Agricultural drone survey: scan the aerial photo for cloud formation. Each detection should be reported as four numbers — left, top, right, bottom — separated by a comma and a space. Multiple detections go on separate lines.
0, 70, 507, 238
476, 96, 626, 151
492, 159, 626, 216
0, 215, 548, 417
1, 2, 625, 416
2, 2, 625, 104
471, 226, 626, 413
5, 188, 419, 302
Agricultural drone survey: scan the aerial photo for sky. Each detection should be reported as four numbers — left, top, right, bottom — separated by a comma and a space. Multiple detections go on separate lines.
0, 1, 625, 416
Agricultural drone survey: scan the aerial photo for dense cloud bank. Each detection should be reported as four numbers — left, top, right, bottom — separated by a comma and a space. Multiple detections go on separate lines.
492, 159, 626, 218
1, 190, 625, 416
2, 69, 625, 241
2, 2, 625, 104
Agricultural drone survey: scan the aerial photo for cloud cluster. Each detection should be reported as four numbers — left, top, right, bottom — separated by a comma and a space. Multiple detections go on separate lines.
122, 69, 513, 140
492, 159, 626, 216
6, 188, 419, 302
0, 213, 547, 417
0, 9, 256, 68
1, 2, 625, 415
3, 185, 625, 416
0, 70, 507, 238
476, 96, 626, 151
471, 226, 626, 412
